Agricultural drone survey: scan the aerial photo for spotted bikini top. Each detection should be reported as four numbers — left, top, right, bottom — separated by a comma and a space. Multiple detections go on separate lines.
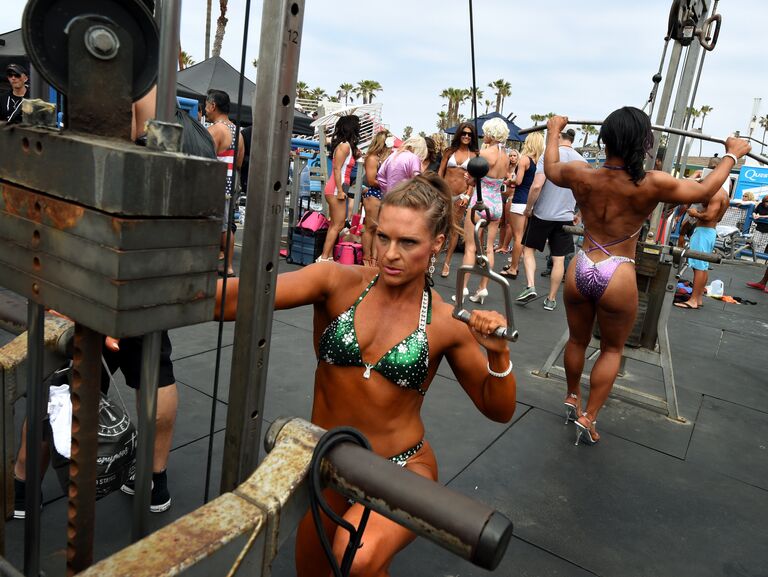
318, 275, 431, 395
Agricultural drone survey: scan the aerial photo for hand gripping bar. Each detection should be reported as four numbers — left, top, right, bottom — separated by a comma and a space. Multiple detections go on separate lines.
518, 121, 768, 165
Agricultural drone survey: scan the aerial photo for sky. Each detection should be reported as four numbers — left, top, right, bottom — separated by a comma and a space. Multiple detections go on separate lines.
2, 0, 767, 157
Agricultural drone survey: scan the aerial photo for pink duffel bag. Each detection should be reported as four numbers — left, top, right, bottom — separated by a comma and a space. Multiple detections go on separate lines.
334, 242, 363, 265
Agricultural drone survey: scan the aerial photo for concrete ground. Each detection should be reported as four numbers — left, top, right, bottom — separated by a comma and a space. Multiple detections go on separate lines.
3, 241, 768, 577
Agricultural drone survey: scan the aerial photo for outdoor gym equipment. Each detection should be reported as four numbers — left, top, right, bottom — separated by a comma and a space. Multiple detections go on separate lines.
0, 0, 518, 575
1, 0, 226, 572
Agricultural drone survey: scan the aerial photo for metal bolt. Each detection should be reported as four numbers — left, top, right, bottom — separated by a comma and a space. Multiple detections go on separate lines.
85, 26, 120, 60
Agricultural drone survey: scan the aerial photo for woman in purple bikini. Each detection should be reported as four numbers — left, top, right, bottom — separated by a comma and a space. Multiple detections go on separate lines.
543, 108, 750, 446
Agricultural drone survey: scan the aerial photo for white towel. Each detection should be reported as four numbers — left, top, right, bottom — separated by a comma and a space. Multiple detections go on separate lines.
48, 384, 72, 459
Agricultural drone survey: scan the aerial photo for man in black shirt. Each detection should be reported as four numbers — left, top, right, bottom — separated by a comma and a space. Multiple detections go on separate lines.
1, 63, 29, 124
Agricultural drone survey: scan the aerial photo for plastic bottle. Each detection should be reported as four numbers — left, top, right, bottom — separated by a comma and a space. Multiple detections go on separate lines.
709, 279, 724, 297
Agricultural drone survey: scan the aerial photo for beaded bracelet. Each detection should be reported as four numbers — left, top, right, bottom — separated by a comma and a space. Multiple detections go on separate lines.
487, 360, 514, 378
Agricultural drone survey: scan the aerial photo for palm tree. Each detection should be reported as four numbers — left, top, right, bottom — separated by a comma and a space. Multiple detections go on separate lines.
580, 124, 598, 147
436, 111, 449, 132
337, 83, 354, 106
759, 115, 768, 154
686, 106, 700, 127
403, 126, 413, 139
418, 131, 426, 138
440, 87, 469, 126
366, 80, 383, 103
179, 50, 195, 70
212, 0, 228, 57
487, 79, 511, 114
354, 80, 383, 104
205, 0, 212, 59
530, 113, 546, 126
484, 99, 492, 115
468, 87, 483, 117
698, 105, 713, 155
295, 81, 310, 100
309, 87, 328, 101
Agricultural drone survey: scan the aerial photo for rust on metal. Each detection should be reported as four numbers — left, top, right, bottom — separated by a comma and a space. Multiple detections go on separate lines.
1, 183, 85, 230
67, 324, 102, 575
77, 493, 266, 577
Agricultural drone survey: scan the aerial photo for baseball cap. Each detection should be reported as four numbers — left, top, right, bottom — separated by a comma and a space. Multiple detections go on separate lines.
6, 63, 28, 77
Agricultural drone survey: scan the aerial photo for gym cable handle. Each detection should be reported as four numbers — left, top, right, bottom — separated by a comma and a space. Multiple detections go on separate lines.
697, 13, 721, 52
322, 441, 514, 571
452, 219, 519, 342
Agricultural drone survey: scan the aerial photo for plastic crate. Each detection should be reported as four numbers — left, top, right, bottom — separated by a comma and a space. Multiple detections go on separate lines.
287, 227, 327, 265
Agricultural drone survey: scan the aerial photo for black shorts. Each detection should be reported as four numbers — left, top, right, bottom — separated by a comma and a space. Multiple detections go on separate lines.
522, 215, 574, 257
101, 331, 175, 390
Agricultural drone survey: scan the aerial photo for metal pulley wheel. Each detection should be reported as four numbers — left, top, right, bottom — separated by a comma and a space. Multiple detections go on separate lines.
22, 0, 159, 100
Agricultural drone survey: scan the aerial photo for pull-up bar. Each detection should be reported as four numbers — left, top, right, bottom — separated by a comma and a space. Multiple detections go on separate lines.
518, 120, 768, 165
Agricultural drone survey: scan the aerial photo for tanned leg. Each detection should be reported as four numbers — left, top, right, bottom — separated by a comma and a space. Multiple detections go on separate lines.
522, 246, 537, 289
583, 264, 638, 432
153, 385, 178, 472
478, 220, 500, 291
563, 261, 596, 410
320, 197, 347, 260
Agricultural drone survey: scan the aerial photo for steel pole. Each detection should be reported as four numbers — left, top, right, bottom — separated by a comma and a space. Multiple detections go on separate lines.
221, 0, 306, 492
647, 41, 683, 171
22, 304, 44, 577
154, 0, 182, 122
131, 332, 162, 541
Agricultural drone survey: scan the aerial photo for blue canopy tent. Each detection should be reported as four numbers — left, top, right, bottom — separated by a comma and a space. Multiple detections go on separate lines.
445, 111, 523, 142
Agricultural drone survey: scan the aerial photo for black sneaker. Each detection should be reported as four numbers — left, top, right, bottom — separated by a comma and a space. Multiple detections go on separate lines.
540, 269, 552, 277
13, 478, 25, 519
121, 470, 172, 513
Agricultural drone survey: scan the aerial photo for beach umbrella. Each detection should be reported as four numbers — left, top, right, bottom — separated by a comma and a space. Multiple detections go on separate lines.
310, 102, 382, 128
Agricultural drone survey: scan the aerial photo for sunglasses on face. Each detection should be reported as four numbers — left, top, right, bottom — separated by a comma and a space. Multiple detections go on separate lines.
461, 132, 472, 137
7, 72, 21, 79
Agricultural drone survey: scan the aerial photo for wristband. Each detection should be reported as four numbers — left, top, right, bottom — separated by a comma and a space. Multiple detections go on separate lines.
460, 193, 470, 201
724, 153, 738, 164
487, 360, 514, 378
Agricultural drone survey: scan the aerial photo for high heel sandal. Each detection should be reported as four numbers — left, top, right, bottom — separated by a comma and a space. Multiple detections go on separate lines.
451, 288, 469, 303
468, 288, 488, 304
440, 264, 450, 278
574, 412, 599, 446
564, 393, 579, 424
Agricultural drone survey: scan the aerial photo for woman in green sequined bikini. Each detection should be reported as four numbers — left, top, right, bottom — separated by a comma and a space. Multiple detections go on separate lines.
275, 174, 517, 577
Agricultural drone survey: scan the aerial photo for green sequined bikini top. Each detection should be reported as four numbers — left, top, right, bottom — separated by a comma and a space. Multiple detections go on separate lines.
318, 275, 432, 395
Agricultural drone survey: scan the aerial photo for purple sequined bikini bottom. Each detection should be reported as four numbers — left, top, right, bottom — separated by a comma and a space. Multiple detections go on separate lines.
574, 250, 635, 302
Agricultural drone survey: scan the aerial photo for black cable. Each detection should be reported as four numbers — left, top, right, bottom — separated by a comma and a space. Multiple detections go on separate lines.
308, 428, 373, 577
204, 0, 253, 504
467, 0, 482, 205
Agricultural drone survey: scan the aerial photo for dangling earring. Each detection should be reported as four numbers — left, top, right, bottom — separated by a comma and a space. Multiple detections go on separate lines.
428, 254, 436, 277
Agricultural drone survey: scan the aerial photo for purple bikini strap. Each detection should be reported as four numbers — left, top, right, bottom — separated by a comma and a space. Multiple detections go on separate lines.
584, 228, 642, 256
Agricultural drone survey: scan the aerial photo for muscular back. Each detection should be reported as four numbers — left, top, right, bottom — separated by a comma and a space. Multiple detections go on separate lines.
559, 163, 733, 258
